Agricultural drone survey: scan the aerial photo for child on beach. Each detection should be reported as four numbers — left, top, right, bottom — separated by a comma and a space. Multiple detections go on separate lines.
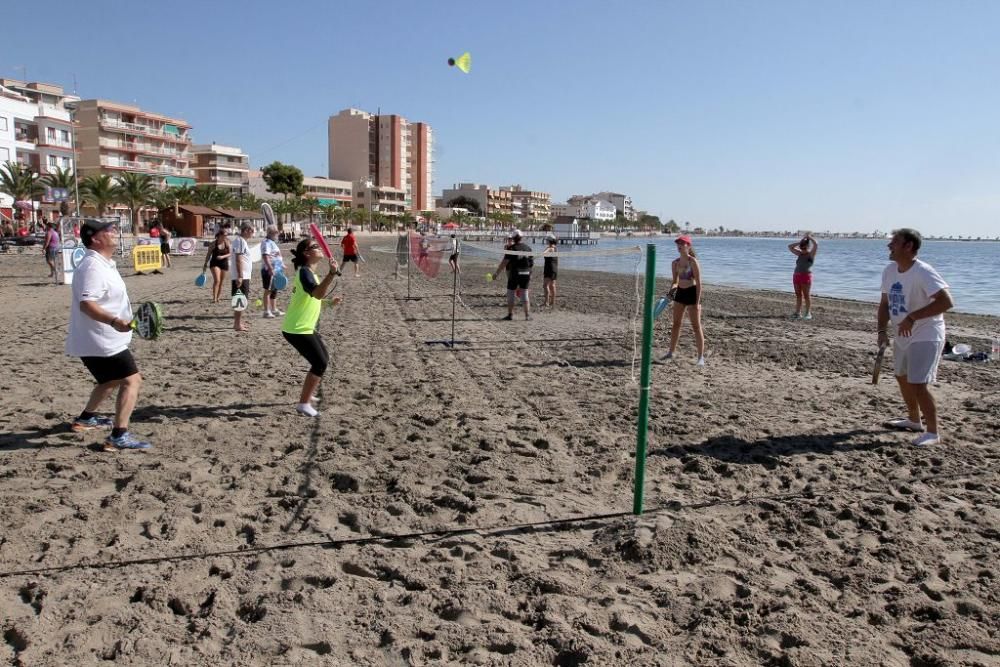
663, 235, 706, 365
282, 238, 341, 417
788, 234, 818, 319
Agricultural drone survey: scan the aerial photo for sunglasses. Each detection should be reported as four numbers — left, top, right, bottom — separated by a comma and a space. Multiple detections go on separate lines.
306, 244, 320, 250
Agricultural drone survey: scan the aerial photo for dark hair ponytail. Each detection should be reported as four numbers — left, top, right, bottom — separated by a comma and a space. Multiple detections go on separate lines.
291, 238, 312, 269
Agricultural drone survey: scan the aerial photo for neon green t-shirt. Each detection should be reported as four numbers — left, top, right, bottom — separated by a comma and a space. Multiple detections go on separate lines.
281, 268, 323, 334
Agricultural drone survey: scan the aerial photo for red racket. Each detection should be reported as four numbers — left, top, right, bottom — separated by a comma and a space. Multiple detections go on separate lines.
309, 223, 332, 259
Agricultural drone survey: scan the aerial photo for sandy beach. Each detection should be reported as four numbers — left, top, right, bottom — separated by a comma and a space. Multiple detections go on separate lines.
1, 238, 998, 666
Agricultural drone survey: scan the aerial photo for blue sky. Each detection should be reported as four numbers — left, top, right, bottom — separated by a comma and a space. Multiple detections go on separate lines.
4, 0, 999, 237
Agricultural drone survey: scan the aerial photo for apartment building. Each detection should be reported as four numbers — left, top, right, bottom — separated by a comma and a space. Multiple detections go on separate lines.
327, 108, 433, 213
440, 183, 514, 218
74, 99, 195, 188
191, 143, 250, 195
248, 171, 354, 208
0, 79, 79, 218
500, 185, 551, 222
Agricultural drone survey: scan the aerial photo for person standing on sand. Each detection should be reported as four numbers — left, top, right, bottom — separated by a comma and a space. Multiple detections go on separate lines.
65, 219, 151, 451
878, 228, 953, 447
43, 221, 61, 282
282, 238, 341, 417
542, 235, 558, 308
788, 234, 818, 319
494, 230, 533, 321
340, 227, 361, 277
158, 223, 172, 269
662, 235, 706, 365
202, 228, 230, 303
230, 223, 254, 332
260, 226, 285, 318
448, 234, 460, 273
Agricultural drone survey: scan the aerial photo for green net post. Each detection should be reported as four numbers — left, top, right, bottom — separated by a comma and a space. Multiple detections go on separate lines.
633, 243, 656, 515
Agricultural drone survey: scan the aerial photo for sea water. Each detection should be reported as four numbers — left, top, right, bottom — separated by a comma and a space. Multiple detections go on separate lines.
464, 236, 1000, 316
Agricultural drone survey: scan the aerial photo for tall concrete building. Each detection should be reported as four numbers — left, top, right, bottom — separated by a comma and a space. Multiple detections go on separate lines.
191, 143, 250, 195
440, 183, 514, 218
500, 185, 551, 222
327, 108, 433, 213
74, 99, 195, 188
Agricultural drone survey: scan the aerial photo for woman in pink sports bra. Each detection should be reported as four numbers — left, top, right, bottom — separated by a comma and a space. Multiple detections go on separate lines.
663, 235, 706, 366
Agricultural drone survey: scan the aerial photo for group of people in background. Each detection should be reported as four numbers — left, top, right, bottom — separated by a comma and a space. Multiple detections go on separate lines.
57, 217, 954, 450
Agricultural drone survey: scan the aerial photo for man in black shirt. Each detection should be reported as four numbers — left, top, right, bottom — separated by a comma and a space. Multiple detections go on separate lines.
494, 230, 534, 321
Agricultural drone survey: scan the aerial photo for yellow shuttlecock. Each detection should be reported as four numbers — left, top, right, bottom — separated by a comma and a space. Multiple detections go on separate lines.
448, 52, 471, 74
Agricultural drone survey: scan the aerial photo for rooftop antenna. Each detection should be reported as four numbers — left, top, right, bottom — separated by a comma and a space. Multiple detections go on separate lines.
72, 73, 78, 95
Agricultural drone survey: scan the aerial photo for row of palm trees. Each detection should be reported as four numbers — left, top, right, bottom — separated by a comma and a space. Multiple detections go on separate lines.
0, 160, 415, 231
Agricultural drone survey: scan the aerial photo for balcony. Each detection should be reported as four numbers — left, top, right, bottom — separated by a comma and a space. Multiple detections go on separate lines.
99, 156, 194, 177
98, 117, 191, 143
99, 137, 186, 158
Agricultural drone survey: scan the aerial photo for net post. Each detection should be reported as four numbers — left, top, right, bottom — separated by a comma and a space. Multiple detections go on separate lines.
633, 243, 656, 515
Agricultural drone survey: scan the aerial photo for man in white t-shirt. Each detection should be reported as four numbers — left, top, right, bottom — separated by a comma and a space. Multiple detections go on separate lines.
877, 228, 954, 447
65, 219, 151, 451
230, 222, 254, 332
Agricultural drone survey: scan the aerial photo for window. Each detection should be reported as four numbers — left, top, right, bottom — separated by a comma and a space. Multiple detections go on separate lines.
48, 155, 58, 167
62, 157, 72, 168
0, 147, 8, 161
47, 127, 56, 141
60, 130, 70, 143
0, 117, 7, 131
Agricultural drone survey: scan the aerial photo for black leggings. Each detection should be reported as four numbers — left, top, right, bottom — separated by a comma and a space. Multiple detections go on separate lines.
282, 332, 329, 376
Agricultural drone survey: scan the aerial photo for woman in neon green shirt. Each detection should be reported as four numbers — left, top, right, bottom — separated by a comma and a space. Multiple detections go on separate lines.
282, 239, 341, 417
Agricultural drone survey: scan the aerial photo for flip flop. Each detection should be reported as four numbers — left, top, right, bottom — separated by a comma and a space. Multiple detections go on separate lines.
883, 418, 922, 432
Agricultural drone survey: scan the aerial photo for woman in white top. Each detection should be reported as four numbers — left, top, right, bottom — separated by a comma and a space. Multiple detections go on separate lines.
261, 227, 285, 318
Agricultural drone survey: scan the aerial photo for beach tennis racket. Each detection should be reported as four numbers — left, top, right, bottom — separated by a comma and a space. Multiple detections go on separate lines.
195, 272, 206, 287
231, 291, 248, 312
262, 202, 277, 228
309, 223, 333, 259
871, 343, 888, 384
271, 270, 288, 290
130, 301, 164, 340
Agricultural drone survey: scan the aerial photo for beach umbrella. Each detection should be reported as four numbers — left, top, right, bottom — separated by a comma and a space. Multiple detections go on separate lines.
442, 222, 459, 229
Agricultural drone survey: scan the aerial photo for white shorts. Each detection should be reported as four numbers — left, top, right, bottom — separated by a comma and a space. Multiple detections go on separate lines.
893, 339, 944, 384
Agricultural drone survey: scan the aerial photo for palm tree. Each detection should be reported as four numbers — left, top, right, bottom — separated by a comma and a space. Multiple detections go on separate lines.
301, 197, 319, 225
232, 193, 261, 211
116, 173, 158, 231
0, 162, 44, 219
191, 185, 232, 209
80, 174, 120, 217
43, 166, 77, 216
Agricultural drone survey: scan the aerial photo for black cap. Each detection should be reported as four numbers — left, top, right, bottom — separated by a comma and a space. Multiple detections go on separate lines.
80, 219, 115, 247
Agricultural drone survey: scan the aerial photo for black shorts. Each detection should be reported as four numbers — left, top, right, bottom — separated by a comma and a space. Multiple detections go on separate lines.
160, 242, 170, 255
674, 285, 699, 306
544, 269, 557, 280
449, 253, 459, 262
232, 279, 251, 297
283, 332, 329, 376
81, 349, 139, 384
210, 258, 228, 271
507, 273, 531, 291
342, 254, 358, 263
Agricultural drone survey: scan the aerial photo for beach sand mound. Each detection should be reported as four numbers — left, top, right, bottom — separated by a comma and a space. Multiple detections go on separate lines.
1, 244, 998, 665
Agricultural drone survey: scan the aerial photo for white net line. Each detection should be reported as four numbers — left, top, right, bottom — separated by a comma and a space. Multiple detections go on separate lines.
373, 243, 646, 384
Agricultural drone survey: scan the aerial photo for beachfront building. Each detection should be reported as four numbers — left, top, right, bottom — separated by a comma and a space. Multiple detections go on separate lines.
500, 185, 551, 223
327, 108, 433, 213
191, 143, 250, 196
73, 99, 195, 190
440, 183, 514, 218
353, 179, 407, 226
0, 79, 79, 221
248, 171, 354, 208
594, 191, 636, 222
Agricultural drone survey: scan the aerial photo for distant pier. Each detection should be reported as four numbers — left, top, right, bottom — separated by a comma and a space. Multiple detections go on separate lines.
454, 231, 600, 245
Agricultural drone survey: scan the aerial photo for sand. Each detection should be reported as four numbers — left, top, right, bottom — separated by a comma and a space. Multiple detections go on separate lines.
1, 239, 998, 666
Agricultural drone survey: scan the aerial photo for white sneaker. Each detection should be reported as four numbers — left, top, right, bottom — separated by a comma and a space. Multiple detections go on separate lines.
696, 356, 706, 366
273, 308, 284, 315
296, 403, 319, 417
883, 418, 923, 432
264, 311, 275, 318
912, 432, 940, 446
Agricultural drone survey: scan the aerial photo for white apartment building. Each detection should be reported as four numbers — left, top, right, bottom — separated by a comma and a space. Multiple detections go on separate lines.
0, 79, 78, 217
581, 198, 617, 221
